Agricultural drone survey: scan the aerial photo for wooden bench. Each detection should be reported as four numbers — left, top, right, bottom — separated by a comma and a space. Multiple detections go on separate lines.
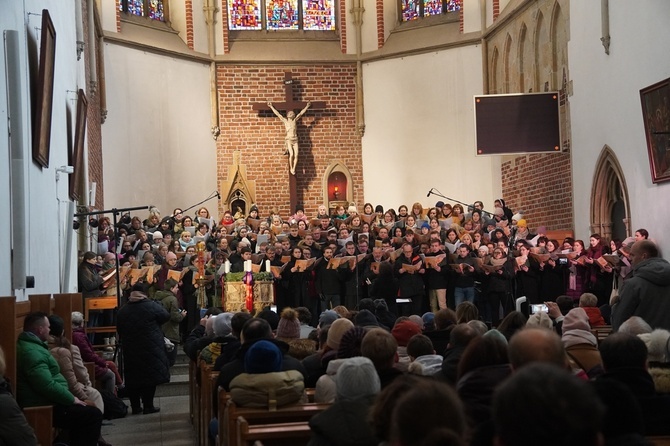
221, 399, 329, 446
0, 294, 83, 446
591, 325, 612, 345
648, 437, 670, 446
236, 418, 311, 446
199, 360, 220, 446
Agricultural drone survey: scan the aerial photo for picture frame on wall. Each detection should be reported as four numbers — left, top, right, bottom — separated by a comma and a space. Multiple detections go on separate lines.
32, 9, 56, 168
640, 77, 670, 184
70, 89, 88, 201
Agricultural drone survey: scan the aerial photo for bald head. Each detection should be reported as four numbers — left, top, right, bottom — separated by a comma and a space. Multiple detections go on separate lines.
630, 240, 659, 267
508, 328, 567, 370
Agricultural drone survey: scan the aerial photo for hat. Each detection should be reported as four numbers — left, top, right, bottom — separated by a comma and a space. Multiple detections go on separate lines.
163, 278, 178, 290
478, 245, 489, 254
250, 205, 259, 213
562, 308, 591, 332
257, 309, 280, 331
48, 315, 65, 337
213, 312, 233, 337
337, 326, 368, 359
319, 310, 340, 328
355, 310, 379, 328
484, 218, 497, 229
421, 222, 430, 230
205, 315, 218, 336
373, 299, 389, 312
493, 208, 504, 217
392, 320, 422, 347
166, 252, 177, 261
153, 231, 163, 239
244, 340, 282, 374
335, 357, 380, 402
435, 201, 445, 209
409, 315, 424, 330
422, 312, 435, 332
639, 329, 670, 363
327, 318, 354, 350
483, 328, 508, 344
276, 308, 301, 339
358, 298, 375, 312
516, 219, 527, 228
526, 311, 553, 330
511, 213, 523, 222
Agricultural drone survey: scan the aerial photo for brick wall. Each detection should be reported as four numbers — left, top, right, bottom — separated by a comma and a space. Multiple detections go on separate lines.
216, 65, 362, 218
376, 0, 384, 49
185, 0, 194, 50
501, 152, 573, 232
339, 0, 347, 53
83, 0, 104, 209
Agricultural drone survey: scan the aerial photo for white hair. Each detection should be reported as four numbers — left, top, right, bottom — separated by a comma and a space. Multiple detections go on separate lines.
72, 311, 84, 327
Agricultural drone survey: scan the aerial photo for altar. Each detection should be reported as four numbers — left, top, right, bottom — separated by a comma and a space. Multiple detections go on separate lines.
222, 280, 274, 313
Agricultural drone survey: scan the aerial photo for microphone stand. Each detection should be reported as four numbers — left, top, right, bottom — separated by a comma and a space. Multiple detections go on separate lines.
426, 188, 496, 219
180, 191, 220, 218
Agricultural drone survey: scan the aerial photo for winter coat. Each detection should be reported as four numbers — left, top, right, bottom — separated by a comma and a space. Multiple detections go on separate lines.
48, 342, 104, 412
72, 327, 109, 379
229, 370, 304, 409
78, 262, 103, 298
154, 289, 185, 343
117, 292, 171, 389
457, 363, 512, 426
307, 397, 378, 446
16, 332, 74, 407
407, 354, 444, 377
612, 257, 670, 331
0, 376, 37, 446
314, 359, 344, 403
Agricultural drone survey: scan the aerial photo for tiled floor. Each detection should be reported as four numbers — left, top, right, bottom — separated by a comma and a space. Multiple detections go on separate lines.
101, 394, 195, 446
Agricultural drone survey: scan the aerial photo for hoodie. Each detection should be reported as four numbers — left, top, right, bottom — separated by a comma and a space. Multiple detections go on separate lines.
407, 354, 444, 376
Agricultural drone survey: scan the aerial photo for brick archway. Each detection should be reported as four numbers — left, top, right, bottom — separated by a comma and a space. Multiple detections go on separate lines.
590, 146, 631, 240
322, 161, 353, 212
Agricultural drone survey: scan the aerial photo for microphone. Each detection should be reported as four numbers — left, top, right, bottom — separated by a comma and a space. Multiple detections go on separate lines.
426, 188, 433, 198
216, 191, 221, 200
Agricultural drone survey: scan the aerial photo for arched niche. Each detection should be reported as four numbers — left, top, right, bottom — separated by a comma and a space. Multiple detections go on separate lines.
590, 146, 632, 241
322, 161, 353, 213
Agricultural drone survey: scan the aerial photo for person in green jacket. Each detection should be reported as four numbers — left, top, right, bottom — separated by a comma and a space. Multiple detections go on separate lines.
154, 278, 186, 366
16, 312, 103, 446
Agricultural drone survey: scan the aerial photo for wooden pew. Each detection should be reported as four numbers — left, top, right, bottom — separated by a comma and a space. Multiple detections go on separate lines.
221, 399, 329, 446
236, 418, 312, 446
591, 325, 612, 345
199, 360, 220, 446
648, 437, 670, 446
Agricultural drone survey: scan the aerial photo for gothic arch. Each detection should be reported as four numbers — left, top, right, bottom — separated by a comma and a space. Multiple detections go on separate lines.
549, 1, 565, 90
503, 33, 513, 93
518, 23, 528, 92
533, 10, 545, 91
590, 146, 632, 241
491, 46, 499, 93
322, 161, 353, 210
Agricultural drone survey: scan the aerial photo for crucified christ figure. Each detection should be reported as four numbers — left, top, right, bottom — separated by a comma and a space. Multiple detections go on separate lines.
268, 101, 311, 175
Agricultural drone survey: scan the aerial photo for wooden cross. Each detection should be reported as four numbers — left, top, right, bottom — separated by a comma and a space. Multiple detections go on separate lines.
252, 72, 326, 212
252, 72, 326, 112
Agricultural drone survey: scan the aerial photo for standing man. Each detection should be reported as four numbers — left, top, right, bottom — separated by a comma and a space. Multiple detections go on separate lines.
394, 243, 426, 316
268, 101, 311, 175
17, 312, 103, 446
611, 240, 670, 331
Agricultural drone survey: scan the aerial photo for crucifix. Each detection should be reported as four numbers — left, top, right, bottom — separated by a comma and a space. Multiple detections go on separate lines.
252, 72, 326, 211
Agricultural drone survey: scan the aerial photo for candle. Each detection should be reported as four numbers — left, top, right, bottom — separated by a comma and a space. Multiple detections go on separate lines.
265, 260, 271, 272
224, 260, 231, 274
245, 260, 251, 272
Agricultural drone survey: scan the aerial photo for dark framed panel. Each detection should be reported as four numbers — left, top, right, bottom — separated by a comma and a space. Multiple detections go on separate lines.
640, 77, 670, 184
70, 89, 87, 201
32, 9, 57, 168
474, 92, 561, 156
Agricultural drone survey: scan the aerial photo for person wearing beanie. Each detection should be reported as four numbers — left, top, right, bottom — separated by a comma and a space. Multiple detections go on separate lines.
309, 357, 380, 446
315, 326, 369, 403
153, 277, 185, 366
318, 309, 340, 328
216, 318, 307, 393
561, 308, 602, 377
392, 320, 423, 372
199, 312, 236, 366
229, 340, 305, 409
327, 318, 355, 351
422, 312, 436, 332
276, 308, 316, 361
373, 298, 398, 331
355, 309, 381, 329
526, 311, 554, 331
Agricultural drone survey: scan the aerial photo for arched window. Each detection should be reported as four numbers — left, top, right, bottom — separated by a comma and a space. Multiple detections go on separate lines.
119, 0, 167, 22
400, 0, 461, 22
228, 0, 336, 30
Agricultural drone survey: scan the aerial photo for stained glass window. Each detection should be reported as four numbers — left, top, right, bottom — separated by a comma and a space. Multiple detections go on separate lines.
302, 0, 335, 31
228, 0, 262, 30
423, 0, 442, 16
401, 0, 420, 21
267, 0, 299, 29
119, 0, 166, 21
446, 0, 461, 12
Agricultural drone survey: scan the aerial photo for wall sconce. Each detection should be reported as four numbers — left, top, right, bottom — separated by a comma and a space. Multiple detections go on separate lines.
328, 172, 347, 201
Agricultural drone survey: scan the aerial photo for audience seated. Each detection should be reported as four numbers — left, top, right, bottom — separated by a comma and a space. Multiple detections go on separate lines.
17, 312, 103, 446
441, 323, 480, 385
308, 357, 380, 446
561, 308, 603, 378
391, 320, 423, 373
507, 327, 567, 370
578, 293, 606, 327
0, 346, 37, 446
71, 311, 118, 394
406, 334, 442, 377
361, 328, 403, 388
638, 328, 670, 393
597, 332, 670, 435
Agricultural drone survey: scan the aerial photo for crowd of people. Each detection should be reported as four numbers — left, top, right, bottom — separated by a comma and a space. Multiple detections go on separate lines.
4, 197, 669, 445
